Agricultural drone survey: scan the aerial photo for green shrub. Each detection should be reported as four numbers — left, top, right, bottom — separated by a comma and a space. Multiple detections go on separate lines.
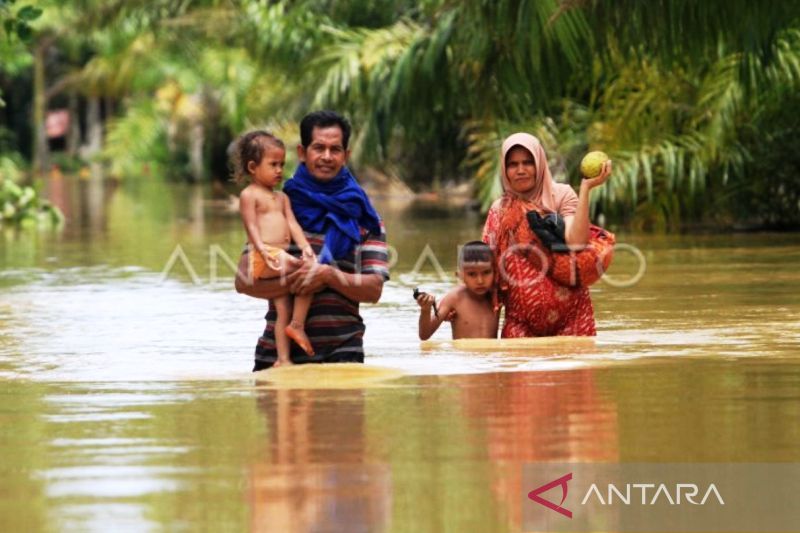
0, 159, 63, 228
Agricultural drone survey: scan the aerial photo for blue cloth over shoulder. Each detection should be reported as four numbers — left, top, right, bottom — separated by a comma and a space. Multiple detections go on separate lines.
283, 164, 382, 264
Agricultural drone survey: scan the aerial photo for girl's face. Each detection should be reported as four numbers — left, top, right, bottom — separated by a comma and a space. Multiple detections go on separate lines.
505, 146, 537, 195
248, 146, 285, 189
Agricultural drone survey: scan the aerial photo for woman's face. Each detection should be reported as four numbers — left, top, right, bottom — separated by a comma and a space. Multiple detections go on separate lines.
505, 146, 537, 195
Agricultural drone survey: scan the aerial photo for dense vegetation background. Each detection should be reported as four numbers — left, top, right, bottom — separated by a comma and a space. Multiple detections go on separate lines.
2, 0, 800, 230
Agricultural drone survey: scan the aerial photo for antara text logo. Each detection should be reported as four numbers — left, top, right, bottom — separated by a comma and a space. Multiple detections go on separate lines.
523, 464, 800, 533
528, 472, 724, 518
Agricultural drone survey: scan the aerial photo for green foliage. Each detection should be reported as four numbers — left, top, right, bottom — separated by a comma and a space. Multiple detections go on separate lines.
0, 2, 42, 43
0, 0, 41, 106
464, 28, 800, 227
3, 0, 800, 229
0, 166, 63, 228
102, 99, 169, 178
246, 0, 800, 228
0, 32, 31, 75
0, 153, 23, 181
730, 90, 800, 228
266, 0, 800, 228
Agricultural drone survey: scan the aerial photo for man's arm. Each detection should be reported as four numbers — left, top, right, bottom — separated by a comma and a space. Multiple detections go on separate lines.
327, 268, 383, 303
287, 262, 383, 303
287, 224, 389, 303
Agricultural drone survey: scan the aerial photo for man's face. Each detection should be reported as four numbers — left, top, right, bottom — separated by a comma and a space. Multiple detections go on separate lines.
297, 125, 349, 181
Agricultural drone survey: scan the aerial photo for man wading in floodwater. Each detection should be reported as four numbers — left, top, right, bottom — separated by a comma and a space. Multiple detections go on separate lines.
235, 111, 389, 370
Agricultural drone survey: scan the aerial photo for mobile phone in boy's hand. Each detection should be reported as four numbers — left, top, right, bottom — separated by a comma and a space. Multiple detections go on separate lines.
413, 287, 438, 317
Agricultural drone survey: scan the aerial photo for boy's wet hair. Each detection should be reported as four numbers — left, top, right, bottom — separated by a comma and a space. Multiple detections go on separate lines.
300, 110, 351, 149
458, 241, 494, 268
230, 130, 285, 184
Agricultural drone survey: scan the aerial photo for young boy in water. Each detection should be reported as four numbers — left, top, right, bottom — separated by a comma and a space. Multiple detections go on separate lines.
416, 241, 499, 340
235, 131, 316, 366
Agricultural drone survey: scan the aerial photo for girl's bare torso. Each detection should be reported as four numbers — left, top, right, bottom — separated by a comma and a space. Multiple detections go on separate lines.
253, 189, 291, 248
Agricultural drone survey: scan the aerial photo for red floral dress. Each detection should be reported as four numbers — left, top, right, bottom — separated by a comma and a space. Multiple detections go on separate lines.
482, 197, 597, 337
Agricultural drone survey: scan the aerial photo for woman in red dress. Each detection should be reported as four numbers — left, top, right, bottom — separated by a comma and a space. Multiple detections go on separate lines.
482, 133, 612, 337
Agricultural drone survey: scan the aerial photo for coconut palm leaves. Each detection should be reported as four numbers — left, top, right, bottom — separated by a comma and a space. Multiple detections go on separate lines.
258, 0, 800, 227
4, 0, 800, 227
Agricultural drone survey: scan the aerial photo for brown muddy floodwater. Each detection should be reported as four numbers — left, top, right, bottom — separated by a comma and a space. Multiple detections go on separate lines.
1, 176, 800, 532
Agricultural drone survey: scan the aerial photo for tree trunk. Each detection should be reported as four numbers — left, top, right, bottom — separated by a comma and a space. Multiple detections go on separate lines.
32, 42, 49, 175
67, 92, 81, 157
104, 97, 113, 122
189, 119, 205, 181
85, 96, 103, 157
167, 120, 177, 154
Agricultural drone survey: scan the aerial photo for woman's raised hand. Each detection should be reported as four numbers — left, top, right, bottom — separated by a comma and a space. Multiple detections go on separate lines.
582, 160, 612, 190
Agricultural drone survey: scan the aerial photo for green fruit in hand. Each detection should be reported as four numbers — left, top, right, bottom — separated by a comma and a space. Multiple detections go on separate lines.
580, 151, 609, 178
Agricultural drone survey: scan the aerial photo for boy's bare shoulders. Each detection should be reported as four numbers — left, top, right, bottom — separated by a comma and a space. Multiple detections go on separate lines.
442, 286, 492, 310
441, 286, 470, 305
444, 286, 498, 339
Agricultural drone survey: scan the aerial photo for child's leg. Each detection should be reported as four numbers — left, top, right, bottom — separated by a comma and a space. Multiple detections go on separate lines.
285, 294, 314, 355
272, 295, 294, 367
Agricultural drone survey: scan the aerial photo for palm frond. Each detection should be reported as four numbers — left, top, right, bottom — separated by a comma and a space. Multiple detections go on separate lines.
102, 99, 167, 177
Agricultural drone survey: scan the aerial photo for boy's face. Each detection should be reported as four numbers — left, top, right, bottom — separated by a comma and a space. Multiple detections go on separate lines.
458, 262, 494, 296
249, 146, 285, 188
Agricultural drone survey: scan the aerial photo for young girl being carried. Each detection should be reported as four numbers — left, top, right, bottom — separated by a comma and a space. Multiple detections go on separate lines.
234, 131, 316, 366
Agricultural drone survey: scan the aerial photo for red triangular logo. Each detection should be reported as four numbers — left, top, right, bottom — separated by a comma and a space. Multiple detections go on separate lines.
528, 473, 573, 519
